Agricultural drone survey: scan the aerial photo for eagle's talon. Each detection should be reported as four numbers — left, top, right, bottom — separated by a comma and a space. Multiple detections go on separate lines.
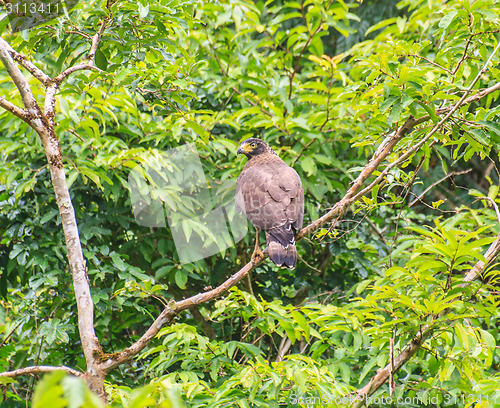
251, 248, 264, 264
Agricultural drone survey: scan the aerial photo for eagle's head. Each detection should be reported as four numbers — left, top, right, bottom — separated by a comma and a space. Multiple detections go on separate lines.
237, 138, 276, 158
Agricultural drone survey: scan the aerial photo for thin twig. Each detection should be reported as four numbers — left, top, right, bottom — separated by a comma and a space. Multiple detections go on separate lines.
0, 320, 24, 349
291, 138, 317, 166
288, 0, 334, 99
409, 169, 473, 207
0, 366, 83, 378
453, 29, 473, 76
66, 30, 92, 40
45, 17, 108, 124
405, 53, 452, 74
54, 18, 109, 83
389, 331, 395, 395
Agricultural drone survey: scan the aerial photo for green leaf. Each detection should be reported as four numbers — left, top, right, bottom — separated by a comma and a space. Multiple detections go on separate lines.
478, 120, 500, 142
358, 356, 378, 383
61, 376, 88, 408
185, 120, 209, 139
291, 311, 310, 339
417, 102, 440, 123
39, 320, 70, 344
396, 16, 406, 33
356, 279, 372, 294
95, 49, 108, 71
481, 330, 496, 351
389, 100, 402, 123
32, 372, 66, 408
439, 11, 458, 29
237, 342, 263, 357
380, 96, 398, 114
300, 156, 317, 176
365, 17, 398, 36
175, 269, 187, 289
80, 167, 103, 189
155, 265, 174, 280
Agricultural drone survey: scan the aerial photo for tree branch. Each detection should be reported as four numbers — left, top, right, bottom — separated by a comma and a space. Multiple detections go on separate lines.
53, 18, 108, 84
100, 260, 256, 370
0, 366, 83, 378
409, 169, 473, 207
44, 17, 107, 125
0, 37, 41, 116
351, 227, 500, 407
298, 116, 417, 239
0, 96, 29, 122
0, 38, 51, 85
100, 114, 418, 371
348, 42, 500, 408
461, 196, 500, 285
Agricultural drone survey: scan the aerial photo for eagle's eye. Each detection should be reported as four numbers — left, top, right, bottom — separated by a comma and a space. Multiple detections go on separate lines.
251, 143, 257, 148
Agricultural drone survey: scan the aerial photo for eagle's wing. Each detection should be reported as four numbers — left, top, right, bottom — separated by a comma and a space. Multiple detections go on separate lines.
236, 161, 304, 236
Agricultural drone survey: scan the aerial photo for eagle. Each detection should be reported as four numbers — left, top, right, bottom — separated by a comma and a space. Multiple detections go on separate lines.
235, 138, 304, 269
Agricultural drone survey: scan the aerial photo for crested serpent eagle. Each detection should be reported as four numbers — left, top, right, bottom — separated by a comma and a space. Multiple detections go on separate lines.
235, 138, 304, 269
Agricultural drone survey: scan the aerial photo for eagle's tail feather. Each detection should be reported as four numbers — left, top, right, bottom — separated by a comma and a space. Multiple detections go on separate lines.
267, 231, 297, 269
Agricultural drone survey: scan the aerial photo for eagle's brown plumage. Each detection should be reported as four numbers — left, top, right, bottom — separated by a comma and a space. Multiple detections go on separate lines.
235, 138, 304, 269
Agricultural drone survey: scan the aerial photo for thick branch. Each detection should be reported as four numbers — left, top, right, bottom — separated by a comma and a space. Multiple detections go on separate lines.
0, 37, 41, 116
298, 116, 417, 239
100, 260, 256, 370
0, 366, 83, 378
0, 38, 51, 85
44, 83, 58, 126
0, 96, 29, 122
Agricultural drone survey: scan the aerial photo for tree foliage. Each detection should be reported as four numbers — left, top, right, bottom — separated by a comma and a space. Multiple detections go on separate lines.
1, 0, 500, 406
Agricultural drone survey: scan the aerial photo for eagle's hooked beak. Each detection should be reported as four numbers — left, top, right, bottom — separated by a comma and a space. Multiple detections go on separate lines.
237, 143, 252, 155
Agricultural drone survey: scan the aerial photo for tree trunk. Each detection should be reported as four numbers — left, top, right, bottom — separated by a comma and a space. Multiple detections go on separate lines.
0, 37, 105, 400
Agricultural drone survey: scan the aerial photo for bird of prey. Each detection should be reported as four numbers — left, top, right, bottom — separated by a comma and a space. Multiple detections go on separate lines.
235, 138, 304, 269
